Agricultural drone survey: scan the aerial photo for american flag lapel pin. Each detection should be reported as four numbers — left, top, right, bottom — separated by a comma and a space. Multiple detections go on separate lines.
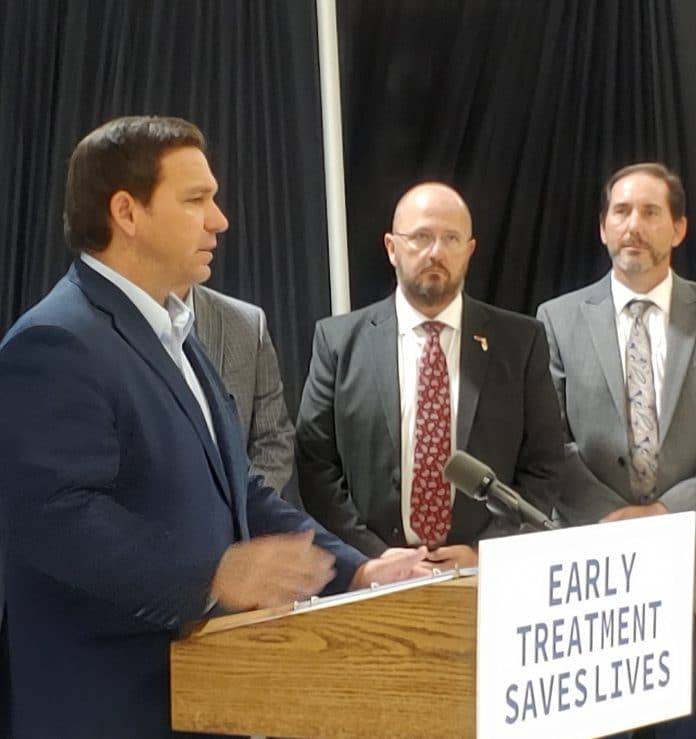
473, 334, 489, 352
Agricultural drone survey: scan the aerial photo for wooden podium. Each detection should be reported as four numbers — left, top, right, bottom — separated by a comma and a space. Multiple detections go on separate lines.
170, 574, 477, 738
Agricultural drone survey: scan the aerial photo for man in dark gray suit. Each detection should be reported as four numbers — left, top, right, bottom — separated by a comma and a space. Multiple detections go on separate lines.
191, 284, 300, 506
296, 182, 564, 569
537, 162, 695, 739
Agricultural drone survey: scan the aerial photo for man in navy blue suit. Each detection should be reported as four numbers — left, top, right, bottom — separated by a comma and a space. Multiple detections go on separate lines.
0, 116, 425, 739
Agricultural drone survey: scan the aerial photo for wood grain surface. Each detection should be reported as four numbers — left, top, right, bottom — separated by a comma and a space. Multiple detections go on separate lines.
171, 578, 477, 738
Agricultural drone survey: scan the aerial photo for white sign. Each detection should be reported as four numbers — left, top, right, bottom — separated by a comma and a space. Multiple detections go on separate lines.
477, 512, 695, 739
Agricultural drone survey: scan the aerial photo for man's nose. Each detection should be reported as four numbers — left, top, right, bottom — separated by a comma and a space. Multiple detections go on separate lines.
207, 201, 229, 233
626, 209, 642, 233
428, 234, 449, 256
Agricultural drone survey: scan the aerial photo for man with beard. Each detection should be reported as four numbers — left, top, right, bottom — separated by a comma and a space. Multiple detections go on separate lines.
537, 166, 696, 739
295, 182, 563, 568
537, 163, 696, 527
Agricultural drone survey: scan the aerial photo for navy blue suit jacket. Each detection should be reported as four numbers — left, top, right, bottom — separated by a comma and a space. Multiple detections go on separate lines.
0, 260, 364, 739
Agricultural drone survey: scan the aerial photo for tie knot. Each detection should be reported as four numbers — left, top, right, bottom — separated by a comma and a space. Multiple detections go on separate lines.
627, 300, 652, 320
422, 320, 445, 336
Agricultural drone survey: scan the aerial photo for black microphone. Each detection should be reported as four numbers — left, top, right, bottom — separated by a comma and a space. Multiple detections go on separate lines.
443, 450, 559, 531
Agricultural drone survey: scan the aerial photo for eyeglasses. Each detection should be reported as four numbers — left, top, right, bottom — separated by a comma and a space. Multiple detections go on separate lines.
392, 230, 470, 252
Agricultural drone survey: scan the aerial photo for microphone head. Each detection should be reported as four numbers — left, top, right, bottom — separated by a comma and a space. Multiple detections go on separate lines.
443, 450, 496, 501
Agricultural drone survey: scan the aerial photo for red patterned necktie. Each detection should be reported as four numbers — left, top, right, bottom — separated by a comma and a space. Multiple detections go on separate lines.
410, 321, 452, 547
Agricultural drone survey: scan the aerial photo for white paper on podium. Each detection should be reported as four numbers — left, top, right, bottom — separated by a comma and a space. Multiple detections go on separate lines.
477, 512, 695, 739
292, 565, 477, 613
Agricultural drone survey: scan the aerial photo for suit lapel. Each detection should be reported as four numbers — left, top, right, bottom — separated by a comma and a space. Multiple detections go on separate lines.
377, 293, 491, 455
458, 296, 490, 450
369, 298, 400, 456
184, 336, 246, 519
72, 261, 232, 505
660, 275, 696, 439
580, 279, 627, 425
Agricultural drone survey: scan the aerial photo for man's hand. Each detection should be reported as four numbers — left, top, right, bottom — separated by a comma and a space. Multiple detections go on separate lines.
350, 546, 428, 590
600, 501, 669, 523
425, 544, 478, 570
210, 530, 336, 611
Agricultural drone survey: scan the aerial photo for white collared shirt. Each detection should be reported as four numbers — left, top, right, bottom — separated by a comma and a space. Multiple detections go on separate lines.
396, 287, 462, 544
611, 270, 671, 420
80, 253, 217, 444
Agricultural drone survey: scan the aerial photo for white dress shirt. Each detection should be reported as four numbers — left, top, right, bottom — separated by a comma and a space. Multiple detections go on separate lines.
396, 287, 462, 545
80, 253, 217, 444
611, 269, 671, 421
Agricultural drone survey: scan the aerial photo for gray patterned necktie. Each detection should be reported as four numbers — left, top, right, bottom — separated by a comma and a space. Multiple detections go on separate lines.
625, 300, 659, 499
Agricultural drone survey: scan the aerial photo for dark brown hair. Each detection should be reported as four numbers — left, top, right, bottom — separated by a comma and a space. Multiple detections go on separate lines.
600, 162, 686, 223
63, 116, 205, 252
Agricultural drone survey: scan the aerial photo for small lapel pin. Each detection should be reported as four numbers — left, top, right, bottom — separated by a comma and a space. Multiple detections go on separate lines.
473, 334, 489, 352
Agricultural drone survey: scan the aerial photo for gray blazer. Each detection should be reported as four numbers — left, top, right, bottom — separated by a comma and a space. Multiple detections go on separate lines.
192, 285, 297, 502
296, 293, 564, 557
537, 272, 696, 525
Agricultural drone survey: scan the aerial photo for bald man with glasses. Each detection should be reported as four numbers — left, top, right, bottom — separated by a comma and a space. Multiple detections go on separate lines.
296, 182, 564, 569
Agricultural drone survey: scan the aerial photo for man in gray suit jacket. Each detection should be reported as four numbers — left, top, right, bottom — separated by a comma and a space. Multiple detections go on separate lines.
296, 182, 564, 569
537, 163, 695, 526
537, 162, 695, 739
191, 284, 299, 505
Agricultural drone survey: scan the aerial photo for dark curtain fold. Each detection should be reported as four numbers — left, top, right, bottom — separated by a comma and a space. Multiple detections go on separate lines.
0, 0, 329, 417
338, 0, 696, 314
4, 0, 696, 413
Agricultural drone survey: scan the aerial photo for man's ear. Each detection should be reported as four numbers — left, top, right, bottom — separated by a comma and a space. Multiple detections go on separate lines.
672, 216, 688, 248
384, 233, 397, 267
599, 218, 608, 246
108, 190, 138, 238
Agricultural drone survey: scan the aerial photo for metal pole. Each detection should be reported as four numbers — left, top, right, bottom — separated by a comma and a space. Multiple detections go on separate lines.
316, 0, 351, 315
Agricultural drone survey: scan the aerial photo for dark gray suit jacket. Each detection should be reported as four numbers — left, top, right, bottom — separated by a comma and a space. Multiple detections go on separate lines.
296, 293, 564, 557
537, 272, 696, 525
193, 285, 298, 504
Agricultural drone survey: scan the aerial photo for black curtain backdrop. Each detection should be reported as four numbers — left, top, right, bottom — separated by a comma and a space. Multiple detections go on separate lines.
3, 1, 696, 416
0, 0, 329, 418
338, 0, 696, 313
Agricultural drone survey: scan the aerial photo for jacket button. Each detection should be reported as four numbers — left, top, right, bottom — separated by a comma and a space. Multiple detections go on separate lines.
617, 457, 626, 467
391, 527, 400, 537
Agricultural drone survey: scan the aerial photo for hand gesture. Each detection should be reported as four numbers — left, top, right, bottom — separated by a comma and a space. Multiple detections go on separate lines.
210, 530, 336, 611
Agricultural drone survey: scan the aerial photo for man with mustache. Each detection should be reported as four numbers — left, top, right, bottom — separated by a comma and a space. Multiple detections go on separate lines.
296, 182, 564, 568
537, 163, 695, 738
537, 163, 695, 526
